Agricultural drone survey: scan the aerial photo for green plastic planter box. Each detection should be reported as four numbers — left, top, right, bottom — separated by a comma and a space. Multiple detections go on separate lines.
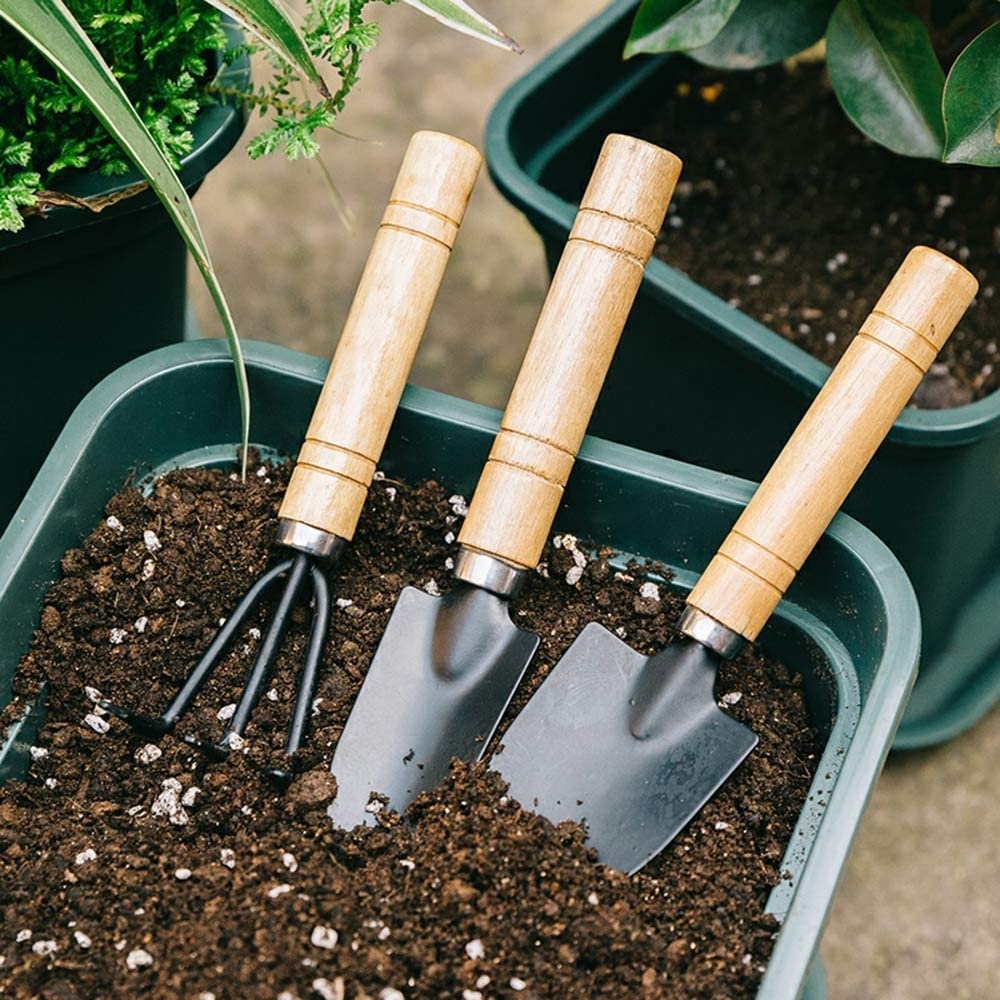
0, 33, 249, 530
484, 0, 1000, 749
1, 340, 922, 999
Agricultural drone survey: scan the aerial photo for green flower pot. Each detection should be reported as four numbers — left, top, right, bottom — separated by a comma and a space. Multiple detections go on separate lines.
1, 339, 924, 998
484, 0, 1000, 749
0, 35, 249, 530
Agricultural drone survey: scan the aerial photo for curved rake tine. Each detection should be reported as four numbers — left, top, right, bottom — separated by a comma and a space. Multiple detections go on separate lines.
184, 552, 312, 758
264, 564, 331, 788
101, 558, 296, 737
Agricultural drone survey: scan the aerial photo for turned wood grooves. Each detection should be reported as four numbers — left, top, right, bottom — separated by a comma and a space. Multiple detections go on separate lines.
278, 131, 481, 541
458, 134, 682, 570
687, 246, 979, 641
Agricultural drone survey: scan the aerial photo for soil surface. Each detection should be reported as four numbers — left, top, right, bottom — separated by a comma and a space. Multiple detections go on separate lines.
1, 461, 821, 998
641, 61, 998, 408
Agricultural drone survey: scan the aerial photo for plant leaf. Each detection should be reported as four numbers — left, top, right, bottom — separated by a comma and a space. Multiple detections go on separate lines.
203, 0, 331, 98
402, 0, 522, 53
0, 0, 251, 475
826, 0, 946, 159
689, 0, 836, 69
943, 22, 1000, 166
624, 0, 741, 59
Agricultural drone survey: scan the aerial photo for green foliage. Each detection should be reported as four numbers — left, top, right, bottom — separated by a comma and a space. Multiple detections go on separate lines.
240, 0, 391, 161
0, 0, 225, 228
943, 21, 1000, 164
625, 0, 1000, 164
0, 0, 517, 232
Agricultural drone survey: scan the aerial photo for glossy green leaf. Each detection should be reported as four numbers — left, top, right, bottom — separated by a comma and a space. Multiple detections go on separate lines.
943, 22, 1000, 166
204, 0, 330, 97
403, 0, 522, 53
0, 0, 251, 475
826, 0, 946, 159
690, 0, 836, 68
624, 0, 741, 58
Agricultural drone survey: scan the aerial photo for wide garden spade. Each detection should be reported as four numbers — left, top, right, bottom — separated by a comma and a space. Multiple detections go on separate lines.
328, 134, 682, 827
492, 246, 978, 873
101, 131, 482, 784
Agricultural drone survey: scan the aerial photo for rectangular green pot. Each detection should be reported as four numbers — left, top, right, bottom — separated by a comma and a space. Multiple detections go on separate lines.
0, 29, 248, 530
484, 0, 1000, 750
0, 340, 921, 999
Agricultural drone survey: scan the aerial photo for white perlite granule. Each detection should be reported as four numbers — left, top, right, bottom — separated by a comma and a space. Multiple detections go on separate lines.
143, 530, 161, 553
74, 848, 97, 866
32, 940, 57, 956
134, 744, 162, 765
220, 848, 236, 869
74, 930, 92, 949
312, 979, 345, 1000
310, 926, 339, 950
109, 628, 127, 645
84, 714, 110, 734
106, 516, 124, 532
151, 778, 188, 826
464, 939, 485, 960
639, 581, 660, 601
126, 948, 154, 970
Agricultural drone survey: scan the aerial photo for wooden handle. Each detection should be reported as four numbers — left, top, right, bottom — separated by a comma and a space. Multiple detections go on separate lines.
278, 131, 482, 540
687, 247, 978, 641
458, 135, 682, 569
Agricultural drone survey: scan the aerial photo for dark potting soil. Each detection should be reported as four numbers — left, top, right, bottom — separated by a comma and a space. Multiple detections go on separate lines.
1, 461, 821, 999
641, 60, 998, 408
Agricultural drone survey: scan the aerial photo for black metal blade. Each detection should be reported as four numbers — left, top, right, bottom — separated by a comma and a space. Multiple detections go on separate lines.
491, 623, 758, 874
328, 583, 539, 828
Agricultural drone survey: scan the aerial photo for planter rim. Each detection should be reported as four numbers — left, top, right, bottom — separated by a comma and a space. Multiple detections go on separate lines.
485, 0, 1000, 447
2, 338, 922, 996
0, 21, 249, 250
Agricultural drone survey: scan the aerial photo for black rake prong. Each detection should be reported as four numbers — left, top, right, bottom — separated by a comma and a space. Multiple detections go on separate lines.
263, 563, 331, 789
182, 552, 312, 760
100, 557, 296, 739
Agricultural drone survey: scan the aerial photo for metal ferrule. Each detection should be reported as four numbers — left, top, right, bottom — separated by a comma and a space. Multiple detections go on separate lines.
679, 605, 746, 660
453, 547, 528, 599
276, 519, 347, 561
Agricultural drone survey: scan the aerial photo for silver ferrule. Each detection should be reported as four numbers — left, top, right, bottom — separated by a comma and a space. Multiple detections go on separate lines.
679, 605, 746, 660
453, 547, 528, 599
276, 519, 347, 561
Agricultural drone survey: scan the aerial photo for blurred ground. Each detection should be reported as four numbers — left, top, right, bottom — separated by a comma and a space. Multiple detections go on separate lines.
188, 3, 999, 998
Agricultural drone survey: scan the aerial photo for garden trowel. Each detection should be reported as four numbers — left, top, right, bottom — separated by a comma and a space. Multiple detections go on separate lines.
492, 246, 978, 874
328, 134, 683, 828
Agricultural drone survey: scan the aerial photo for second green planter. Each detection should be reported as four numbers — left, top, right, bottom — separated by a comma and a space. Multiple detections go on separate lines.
484, 0, 1000, 749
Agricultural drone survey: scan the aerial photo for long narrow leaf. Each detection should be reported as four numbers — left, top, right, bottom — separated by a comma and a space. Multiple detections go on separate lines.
0, 0, 251, 476
826, 0, 945, 159
943, 23, 1000, 166
625, 0, 741, 59
204, 0, 331, 97
403, 0, 522, 53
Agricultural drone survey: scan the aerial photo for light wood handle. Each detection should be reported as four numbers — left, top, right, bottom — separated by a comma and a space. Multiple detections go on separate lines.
458, 134, 682, 569
278, 131, 482, 540
687, 246, 978, 641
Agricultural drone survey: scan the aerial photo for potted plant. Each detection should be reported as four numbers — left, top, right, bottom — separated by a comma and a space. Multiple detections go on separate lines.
485, 0, 1000, 749
0, 0, 518, 526
0, 337, 924, 998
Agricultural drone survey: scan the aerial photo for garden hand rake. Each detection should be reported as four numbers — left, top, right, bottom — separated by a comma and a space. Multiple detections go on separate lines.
100, 131, 482, 784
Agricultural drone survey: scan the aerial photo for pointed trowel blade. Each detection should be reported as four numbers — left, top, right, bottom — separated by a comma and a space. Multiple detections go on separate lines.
328, 583, 539, 828
491, 622, 757, 874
